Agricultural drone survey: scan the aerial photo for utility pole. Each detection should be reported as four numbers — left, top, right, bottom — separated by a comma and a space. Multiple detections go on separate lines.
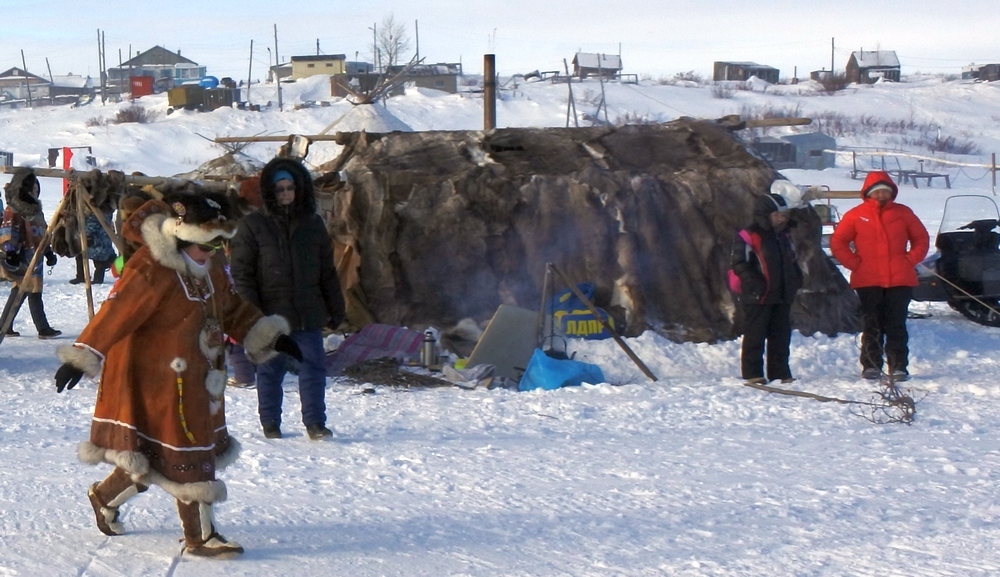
101, 30, 107, 102
20, 50, 32, 107
45, 57, 54, 104
831, 37, 835, 73
415, 20, 420, 61
274, 24, 283, 111
95, 29, 108, 104
246, 39, 254, 105
316, 38, 320, 55
371, 23, 377, 73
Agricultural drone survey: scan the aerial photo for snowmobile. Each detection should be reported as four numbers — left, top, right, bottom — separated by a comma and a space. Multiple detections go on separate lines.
913, 195, 1000, 326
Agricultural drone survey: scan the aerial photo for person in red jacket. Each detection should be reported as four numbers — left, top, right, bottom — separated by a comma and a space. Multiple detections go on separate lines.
830, 171, 929, 381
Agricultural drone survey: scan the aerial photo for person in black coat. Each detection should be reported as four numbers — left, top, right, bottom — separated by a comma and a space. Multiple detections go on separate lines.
229, 157, 345, 440
730, 192, 803, 384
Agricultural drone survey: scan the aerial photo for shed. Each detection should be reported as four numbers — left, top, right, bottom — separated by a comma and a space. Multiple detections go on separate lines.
49, 74, 96, 102
572, 53, 622, 79
752, 132, 836, 170
979, 64, 1000, 82
291, 54, 347, 79
385, 62, 462, 95
781, 132, 837, 170
714, 62, 779, 84
845, 50, 900, 84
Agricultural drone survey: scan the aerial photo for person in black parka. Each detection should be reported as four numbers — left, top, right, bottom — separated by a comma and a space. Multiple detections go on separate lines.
229, 157, 345, 440
731, 192, 803, 384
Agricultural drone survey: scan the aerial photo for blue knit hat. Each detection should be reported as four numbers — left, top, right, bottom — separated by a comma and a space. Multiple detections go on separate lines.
272, 169, 294, 184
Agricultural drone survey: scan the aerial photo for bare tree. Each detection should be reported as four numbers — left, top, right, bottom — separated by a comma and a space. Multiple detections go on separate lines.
376, 14, 412, 70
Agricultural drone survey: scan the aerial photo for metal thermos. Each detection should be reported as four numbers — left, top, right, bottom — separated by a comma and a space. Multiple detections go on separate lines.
421, 330, 436, 367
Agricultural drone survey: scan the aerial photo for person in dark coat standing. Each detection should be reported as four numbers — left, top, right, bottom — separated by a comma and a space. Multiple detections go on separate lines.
229, 157, 345, 440
731, 192, 803, 384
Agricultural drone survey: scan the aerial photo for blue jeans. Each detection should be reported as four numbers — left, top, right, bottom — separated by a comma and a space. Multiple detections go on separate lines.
227, 343, 256, 385
256, 329, 327, 427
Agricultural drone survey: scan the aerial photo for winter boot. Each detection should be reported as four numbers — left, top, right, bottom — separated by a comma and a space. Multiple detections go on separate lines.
88, 468, 148, 536
177, 500, 244, 558
92, 260, 109, 284
69, 255, 86, 284
27, 292, 59, 338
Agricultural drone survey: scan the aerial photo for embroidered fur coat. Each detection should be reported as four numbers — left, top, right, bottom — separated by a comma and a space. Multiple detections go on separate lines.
59, 211, 288, 504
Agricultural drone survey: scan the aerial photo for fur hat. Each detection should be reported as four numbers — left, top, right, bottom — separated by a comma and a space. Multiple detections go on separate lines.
162, 191, 238, 243
3, 168, 41, 216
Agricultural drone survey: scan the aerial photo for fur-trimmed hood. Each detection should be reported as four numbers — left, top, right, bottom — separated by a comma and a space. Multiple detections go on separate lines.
3, 168, 41, 217
258, 157, 316, 218
139, 213, 209, 277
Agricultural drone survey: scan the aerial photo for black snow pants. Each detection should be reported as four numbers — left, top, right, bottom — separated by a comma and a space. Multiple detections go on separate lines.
740, 302, 793, 381
856, 286, 912, 372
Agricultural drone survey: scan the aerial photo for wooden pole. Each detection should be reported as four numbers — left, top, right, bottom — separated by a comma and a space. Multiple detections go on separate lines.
77, 189, 127, 258
1, 166, 232, 192
45, 57, 54, 105
483, 54, 496, 130
536, 265, 552, 348
246, 39, 254, 105
20, 50, 33, 107
548, 263, 658, 382
74, 188, 96, 319
274, 24, 283, 111
563, 58, 578, 128
597, 55, 609, 125
0, 191, 74, 347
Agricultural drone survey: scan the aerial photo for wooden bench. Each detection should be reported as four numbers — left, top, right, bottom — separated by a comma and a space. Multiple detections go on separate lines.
899, 170, 951, 189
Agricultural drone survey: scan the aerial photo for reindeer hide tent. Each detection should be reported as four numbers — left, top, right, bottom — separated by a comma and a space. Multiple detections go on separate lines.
316, 118, 859, 343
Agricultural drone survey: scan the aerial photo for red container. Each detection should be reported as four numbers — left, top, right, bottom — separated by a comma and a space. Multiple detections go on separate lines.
130, 76, 154, 97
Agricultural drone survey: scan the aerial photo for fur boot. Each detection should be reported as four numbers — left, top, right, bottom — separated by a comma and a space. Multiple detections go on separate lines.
88, 467, 148, 536
176, 500, 244, 558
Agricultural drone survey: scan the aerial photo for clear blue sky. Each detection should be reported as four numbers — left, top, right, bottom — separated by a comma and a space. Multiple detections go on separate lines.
2, 0, 997, 81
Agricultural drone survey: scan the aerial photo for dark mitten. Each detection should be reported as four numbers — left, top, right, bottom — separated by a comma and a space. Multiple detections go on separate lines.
45, 251, 58, 267
4, 251, 20, 267
273, 334, 303, 362
55, 363, 84, 393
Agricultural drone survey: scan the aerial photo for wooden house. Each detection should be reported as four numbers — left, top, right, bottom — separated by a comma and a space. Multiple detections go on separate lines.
0, 67, 50, 101
572, 53, 622, 79
291, 55, 347, 79
713, 62, 779, 84
845, 50, 900, 84
109, 46, 206, 93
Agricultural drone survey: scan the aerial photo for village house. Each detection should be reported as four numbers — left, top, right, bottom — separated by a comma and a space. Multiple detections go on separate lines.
107, 46, 206, 93
572, 53, 623, 79
0, 68, 95, 107
0, 67, 48, 106
845, 50, 900, 84
290, 54, 347, 79
384, 62, 463, 94
713, 61, 780, 84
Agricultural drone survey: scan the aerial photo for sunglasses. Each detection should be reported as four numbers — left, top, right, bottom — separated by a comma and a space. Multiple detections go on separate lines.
196, 240, 225, 252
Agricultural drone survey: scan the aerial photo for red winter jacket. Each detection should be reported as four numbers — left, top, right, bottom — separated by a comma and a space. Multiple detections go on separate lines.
830, 171, 929, 288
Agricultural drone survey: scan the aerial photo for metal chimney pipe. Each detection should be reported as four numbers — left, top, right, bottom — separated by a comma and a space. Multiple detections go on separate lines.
484, 54, 496, 130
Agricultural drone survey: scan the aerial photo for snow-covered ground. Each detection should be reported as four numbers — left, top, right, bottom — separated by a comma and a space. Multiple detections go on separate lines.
2, 76, 1000, 576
